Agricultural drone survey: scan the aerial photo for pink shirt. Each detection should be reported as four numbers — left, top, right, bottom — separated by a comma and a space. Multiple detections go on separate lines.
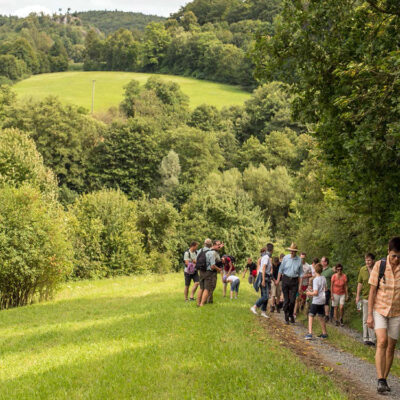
331, 273, 347, 295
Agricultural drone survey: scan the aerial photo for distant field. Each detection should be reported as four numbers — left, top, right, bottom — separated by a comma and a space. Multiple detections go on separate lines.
14, 72, 251, 112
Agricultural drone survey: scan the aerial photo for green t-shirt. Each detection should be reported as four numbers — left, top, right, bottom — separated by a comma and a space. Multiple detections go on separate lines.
321, 267, 334, 289
357, 266, 370, 299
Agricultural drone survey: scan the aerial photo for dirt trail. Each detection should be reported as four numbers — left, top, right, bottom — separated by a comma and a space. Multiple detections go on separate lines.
258, 312, 400, 400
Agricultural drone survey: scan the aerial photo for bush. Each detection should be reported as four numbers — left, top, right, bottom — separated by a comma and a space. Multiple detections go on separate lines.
69, 189, 145, 279
0, 185, 73, 309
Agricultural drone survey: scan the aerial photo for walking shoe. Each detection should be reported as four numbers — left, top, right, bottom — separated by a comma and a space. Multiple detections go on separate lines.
270, 306, 275, 313
189, 297, 195, 301
289, 316, 295, 324
340, 318, 344, 327
335, 320, 340, 327
277, 307, 281, 314
377, 379, 390, 393
250, 305, 258, 315
261, 312, 270, 319
304, 333, 312, 340
317, 334, 328, 339
324, 315, 329, 323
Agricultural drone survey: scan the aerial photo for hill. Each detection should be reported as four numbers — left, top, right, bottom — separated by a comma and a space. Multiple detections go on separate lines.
13, 71, 251, 112
0, 273, 347, 399
76, 10, 165, 35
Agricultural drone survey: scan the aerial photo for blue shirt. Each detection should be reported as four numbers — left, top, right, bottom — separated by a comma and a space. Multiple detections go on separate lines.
278, 254, 303, 278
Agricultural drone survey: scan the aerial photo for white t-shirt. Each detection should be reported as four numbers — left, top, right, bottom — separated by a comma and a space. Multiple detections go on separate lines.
258, 254, 271, 275
301, 263, 313, 285
183, 249, 197, 273
226, 275, 239, 283
312, 275, 326, 305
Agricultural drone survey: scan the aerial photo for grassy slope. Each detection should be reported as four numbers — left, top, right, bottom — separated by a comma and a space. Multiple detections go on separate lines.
13, 72, 251, 112
0, 274, 346, 400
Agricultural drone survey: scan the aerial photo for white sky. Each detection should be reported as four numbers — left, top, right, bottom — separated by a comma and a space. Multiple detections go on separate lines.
0, 1, 190, 17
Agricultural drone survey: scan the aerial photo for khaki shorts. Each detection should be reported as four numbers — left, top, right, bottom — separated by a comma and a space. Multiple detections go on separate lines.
332, 294, 346, 307
199, 270, 217, 292
271, 280, 281, 298
373, 310, 400, 340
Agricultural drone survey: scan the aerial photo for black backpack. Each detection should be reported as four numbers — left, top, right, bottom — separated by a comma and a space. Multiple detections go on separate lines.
377, 258, 387, 290
196, 249, 210, 271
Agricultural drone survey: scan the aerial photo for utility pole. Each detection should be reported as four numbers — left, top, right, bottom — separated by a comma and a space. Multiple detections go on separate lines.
91, 80, 96, 114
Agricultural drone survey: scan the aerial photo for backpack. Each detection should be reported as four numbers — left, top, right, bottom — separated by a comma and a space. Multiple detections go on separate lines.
196, 249, 210, 271
377, 258, 387, 290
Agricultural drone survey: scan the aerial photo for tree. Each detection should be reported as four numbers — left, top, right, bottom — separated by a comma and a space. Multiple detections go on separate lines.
254, 0, 400, 230
0, 55, 27, 80
142, 22, 171, 71
120, 79, 141, 117
49, 40, 69, 72
159, 150, 181, 198
83, 29, 104, 70
188, 104, 223, 131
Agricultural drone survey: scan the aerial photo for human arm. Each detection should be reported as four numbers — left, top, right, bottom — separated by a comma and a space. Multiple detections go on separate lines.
261, 262, 266, 287
242, 267, 248, 278
367, 285, 377, 329
356, 283, 362, 304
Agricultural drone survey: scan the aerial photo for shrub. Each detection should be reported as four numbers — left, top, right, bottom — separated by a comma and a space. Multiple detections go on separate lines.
0, 185, 73, 309
69, 189, 145, 279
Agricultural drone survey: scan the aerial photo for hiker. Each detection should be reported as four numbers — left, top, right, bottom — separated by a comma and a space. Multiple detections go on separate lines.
310, 257, 320, 279
298, 252, 313, 314
266, 243, 274, 257
250, 249, 272, 318
321, 256, 334, 322
222, 274, 240, 299
331, 264, 348, 327
367, 237, 400, 394
242, 258, 257, 284
305, 263, 328, 340
222, 255, 235, 297
208, 240, 224, 304
197, 239, 222, 307
183, 241, 199, 301
270, 256, 282, 313
276, 243, 303, 324
356, 253, 376, 346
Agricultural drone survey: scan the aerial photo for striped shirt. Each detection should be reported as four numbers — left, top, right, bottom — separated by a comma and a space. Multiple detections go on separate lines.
369, 256, 400, 317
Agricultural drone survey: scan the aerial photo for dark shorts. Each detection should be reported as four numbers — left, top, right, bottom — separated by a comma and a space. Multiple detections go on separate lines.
184, 271, 199, 286
325, 290, 331, 306
309, 303, 325, 317
199, 270, 217, 291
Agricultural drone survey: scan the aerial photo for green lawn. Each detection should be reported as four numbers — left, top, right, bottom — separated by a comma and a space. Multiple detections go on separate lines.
13, 72, 251, 112
0, 274, 347, 400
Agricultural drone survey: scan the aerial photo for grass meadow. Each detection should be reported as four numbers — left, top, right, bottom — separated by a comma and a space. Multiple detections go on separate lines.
13, 72, 251, 112
0, 273, 347, 400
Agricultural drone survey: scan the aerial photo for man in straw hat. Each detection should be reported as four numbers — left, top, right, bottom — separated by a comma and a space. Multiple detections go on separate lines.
275, 243, 303, 324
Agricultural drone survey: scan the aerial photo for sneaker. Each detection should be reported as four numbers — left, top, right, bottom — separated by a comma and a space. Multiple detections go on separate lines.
305, 333, 312, 340
318, 334, 328, 339
270, 306, 275, 313
189, 297, 195, 301
335, 320, 340, 327
340, 318, 344, 327
377, 379, 390, 393
261, 312, 270, 319
289, 316, 295, 324
250, 306, 258, 315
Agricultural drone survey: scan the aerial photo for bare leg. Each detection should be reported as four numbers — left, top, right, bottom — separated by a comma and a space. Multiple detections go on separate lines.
184, 285, 189, 300
319, 315, 327, 334
384, 337, 397, 378
223, 283, 227, 297
197, 288, 203, 306
375, 329, 388, 379
308, 315, 314, 334
339, 305, 344, 320
200, 289, 209, 306
334, 306, 338, 322
190, 282, 199, 299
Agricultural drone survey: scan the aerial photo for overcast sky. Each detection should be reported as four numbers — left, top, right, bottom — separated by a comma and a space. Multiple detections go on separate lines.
0, 1, 190, 17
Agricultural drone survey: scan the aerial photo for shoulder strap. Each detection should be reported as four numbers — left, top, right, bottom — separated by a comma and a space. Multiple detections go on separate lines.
377, 258, 386, 290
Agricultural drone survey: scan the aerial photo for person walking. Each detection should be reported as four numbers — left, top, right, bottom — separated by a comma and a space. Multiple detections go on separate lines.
321, 257, 334, 322
276, 243, 303, 324
242, 258, 257, 284
305, 263, 328, 340
197, 239, 222, 307
331, 264, 348, 326
270, 257, 281, 313
356, 253, 376, 346
183, 241, 199, 301
367, 237, 400, 394
298, 252, 313, 313
250, 250, 272, 318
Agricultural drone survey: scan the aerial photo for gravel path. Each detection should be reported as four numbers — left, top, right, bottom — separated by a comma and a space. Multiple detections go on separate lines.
259, 311, 400, 399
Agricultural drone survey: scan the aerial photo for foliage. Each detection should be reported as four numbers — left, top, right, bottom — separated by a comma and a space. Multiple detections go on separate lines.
88, 119, 166, 198
188, 104, 224, 131
69, 189, 145, 279
254, 0, 400, 232
159, 150, 181, 199
0, 128, 57, 200
3, 97, 104, 198
0, 185, 72, 308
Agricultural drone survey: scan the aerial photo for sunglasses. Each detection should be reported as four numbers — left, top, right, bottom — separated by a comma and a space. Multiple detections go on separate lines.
389, 254, 400, 260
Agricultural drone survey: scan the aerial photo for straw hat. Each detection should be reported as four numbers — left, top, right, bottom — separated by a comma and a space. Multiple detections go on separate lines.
286, 242, 300, 252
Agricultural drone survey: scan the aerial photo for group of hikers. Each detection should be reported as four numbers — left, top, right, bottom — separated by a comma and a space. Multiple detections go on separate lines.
183, 236, 400, 394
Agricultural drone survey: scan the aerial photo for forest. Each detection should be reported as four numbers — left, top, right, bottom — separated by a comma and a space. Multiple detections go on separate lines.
0, 0, 398, 309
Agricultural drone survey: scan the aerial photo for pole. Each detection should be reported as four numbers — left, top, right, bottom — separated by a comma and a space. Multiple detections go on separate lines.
91, 80, 96, 114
